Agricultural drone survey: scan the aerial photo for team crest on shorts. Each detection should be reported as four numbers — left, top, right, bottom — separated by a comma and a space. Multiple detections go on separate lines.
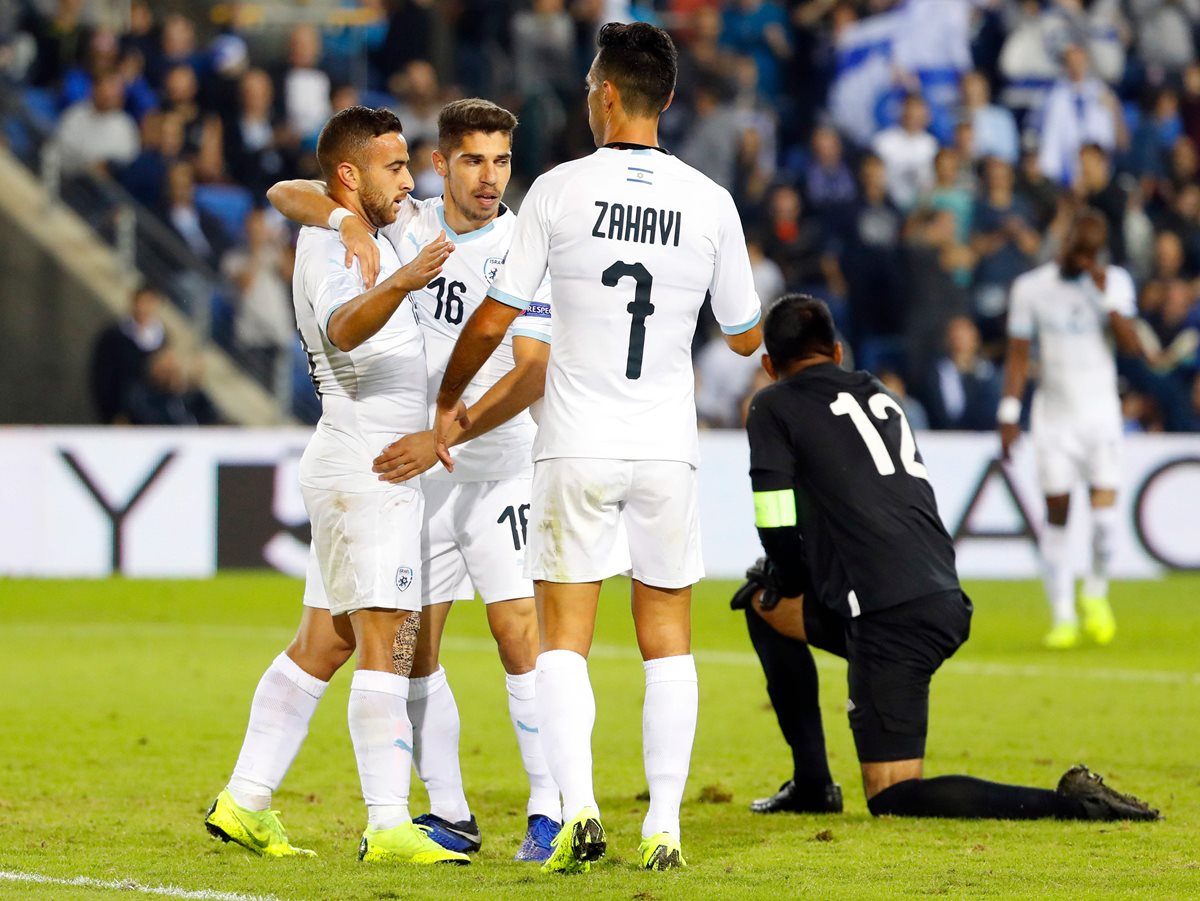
395, 566, 414, 591
483, 255, 505, 283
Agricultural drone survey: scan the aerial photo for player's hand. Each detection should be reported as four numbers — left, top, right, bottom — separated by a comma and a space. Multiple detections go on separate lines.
1089, 260, 1107, 293
433, 399, 470, 471
390, 230, 454, 294
372, 430, 438, 483
340, 215, 380, 288
999, 422, 1020, 460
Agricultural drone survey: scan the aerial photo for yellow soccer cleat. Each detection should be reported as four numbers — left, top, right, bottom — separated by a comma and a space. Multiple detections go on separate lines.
357, 822, 470, 865
1043, 622, 1081, 650
639, 832, 686, 871
204, 790, 316, 858
1080, 595, 1116, 645
541, 806, 606, 875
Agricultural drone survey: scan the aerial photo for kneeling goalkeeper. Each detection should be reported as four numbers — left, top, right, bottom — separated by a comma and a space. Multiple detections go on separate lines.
734, 294, 1159, 822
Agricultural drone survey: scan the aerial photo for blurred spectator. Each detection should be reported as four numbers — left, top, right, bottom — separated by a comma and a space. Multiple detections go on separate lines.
160, 161, 231, 266
21, 0, 89, 88
147, 13, 198, 89
720, 0, 791, 103
55, 70, 139, 176
224, 68, 298, 199
998, 0, 1063, 118
1130, 0, 1200, 81
200, 34, 251, 117
903, 208, 973, 382
1181, 64, 1200, 149
872, 93, 938, 211
680, 77, 742, 191
1128, 88, 1182, 179
1038, 44, 1122, 186
1074, 143, 1129, 264
124, 346, 219, 426
802, 124, 857, 225
374, 0, 435, 89
391, 59, 442, 149
878, 369, 930, 431
331, 83, 361, 113
971, 156, 1040, 334
512, 0, 576, 100
922, 147, 974, 242
695, 333, 765, 427
763, 184, 835, 293
160, 63, 223, 180
117, 110, 185, 208
1015, 146, 1060, 228
90, 285, 167, 424
922, 315, 1003, 430
960, 70, 1019, 164
61, 28, 119, 108
220, 209, 296, 381
277, 24, 332, 146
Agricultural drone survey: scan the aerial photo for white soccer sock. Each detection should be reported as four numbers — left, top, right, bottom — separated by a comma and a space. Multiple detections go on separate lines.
641, 654, 698, 839
1041, 522, 1076, 625
226, 652, 327, 811
348, 669, 413, 830
535, 650, 597, 819
408, 667, 471, 823
506, 670, 561, 820
1084, 506, 1118, 599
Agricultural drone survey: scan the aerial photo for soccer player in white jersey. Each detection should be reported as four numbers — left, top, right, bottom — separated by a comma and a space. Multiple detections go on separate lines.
1000, 209, 1144, 649
261, 99, 568, 861
431, 23, 764, 874
204, 107, 471, 864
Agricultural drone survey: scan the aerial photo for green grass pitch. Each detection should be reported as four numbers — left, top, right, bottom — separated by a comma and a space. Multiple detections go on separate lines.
1, 575, 1198, 900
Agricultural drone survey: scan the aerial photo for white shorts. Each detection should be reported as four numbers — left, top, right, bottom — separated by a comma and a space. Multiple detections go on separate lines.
421, 476, 534, 606
300, 485, 423, 617
526, 458, 703, 589
1031, 420, 1122, 497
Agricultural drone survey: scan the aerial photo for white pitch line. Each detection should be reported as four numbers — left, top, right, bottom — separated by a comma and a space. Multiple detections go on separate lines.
440, 636, 1200, 686
0, 871, 283, 901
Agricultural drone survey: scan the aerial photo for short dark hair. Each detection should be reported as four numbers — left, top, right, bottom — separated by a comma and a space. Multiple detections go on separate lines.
437, 98, 518, 154
316, 106, 404, 181
594, 22, 678, 118
764, 295, 837, 369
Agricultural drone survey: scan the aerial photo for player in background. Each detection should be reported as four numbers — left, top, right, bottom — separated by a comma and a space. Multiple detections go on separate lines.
999, 209, 1145, 649
735, 295, 1159, 823
205, 106, 471, 864
265, 99, 565, 861
430, 23, 763, 874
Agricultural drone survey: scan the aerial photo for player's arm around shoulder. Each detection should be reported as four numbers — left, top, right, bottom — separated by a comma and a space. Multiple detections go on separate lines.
268, 178, 387, 289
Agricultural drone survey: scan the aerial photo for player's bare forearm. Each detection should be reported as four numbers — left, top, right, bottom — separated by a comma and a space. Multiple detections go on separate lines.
265, 179, 333, 226
1001, 337, 1031, 401
724, 321, 764, 356
436, 297, 522, 409
1109, 312, 1147, 360
454, 336, 548, 444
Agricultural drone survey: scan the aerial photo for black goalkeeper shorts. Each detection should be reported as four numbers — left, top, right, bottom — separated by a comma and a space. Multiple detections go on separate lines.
803, 590, 973, 763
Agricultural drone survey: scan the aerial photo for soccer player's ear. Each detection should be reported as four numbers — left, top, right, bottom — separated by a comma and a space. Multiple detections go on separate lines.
761, 354, 776, 380
432, 149, 447, 178
832, 342, 844, 366
661, 89, 675, 114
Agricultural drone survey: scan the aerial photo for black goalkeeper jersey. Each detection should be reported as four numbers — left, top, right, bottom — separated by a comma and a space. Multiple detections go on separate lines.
746, 363, 960, 618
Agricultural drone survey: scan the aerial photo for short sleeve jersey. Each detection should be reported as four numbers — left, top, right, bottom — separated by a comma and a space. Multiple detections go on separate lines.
380, 196, 551, 482
487, 146, 762, 466
292, 224, 427, 492
747, 364, 960, 617
1007, 261, 1135, 426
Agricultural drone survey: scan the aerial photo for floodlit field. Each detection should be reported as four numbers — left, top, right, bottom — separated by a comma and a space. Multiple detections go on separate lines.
1, 575, 1197, 900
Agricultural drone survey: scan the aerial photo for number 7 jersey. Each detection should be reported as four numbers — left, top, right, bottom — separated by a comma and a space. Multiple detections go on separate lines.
747, 363, 960, 618
486, 146, 762, 466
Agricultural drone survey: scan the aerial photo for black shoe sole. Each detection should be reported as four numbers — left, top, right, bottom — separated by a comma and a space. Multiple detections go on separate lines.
572, 819, 606, 863
204, 800, 235, 844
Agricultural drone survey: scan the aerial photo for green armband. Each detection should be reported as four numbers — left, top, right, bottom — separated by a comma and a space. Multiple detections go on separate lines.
753, 489, 797, 529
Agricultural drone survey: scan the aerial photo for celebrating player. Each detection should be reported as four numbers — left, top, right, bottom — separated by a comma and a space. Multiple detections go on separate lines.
430, 23, 763, 873
734, 295, 1159, 823
999, 209, 1145, 649
205, 106, 471, 864
266, 98, 567, 861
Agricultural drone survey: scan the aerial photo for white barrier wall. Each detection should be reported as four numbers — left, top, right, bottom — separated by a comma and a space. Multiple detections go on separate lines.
1, 427, 1198, 579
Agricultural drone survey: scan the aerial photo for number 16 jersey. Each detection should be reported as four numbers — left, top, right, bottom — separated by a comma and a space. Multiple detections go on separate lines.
487, 147, 762, 466
747, 363, 960, 618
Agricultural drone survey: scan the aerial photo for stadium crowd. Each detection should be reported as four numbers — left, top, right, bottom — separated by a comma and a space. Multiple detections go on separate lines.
4, 0, 1200, 431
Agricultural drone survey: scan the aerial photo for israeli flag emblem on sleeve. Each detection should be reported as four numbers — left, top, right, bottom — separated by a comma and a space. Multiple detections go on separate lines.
395, 566, 414, 591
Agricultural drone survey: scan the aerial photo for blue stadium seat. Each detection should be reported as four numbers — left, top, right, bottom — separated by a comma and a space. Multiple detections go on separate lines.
194, 184, 254, 245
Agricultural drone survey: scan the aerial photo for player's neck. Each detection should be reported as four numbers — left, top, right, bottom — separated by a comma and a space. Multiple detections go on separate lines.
601, 112, 661, 149
781, 355, 836, 378
441, 196, 495, 236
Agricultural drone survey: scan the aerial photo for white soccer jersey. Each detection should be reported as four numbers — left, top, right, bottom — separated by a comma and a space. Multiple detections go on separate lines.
1007, 261, 1136, 426
293, 225, 428, 492
380, 196, 551, 482
487, 147, 762, 466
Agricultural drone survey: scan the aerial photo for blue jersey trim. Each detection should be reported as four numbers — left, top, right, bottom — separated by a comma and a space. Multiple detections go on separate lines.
323, 302, 348, 342
512, 327, 551, 344
488, 287, 530, 310
437, 203, 497, 244
720, 308, 762, 336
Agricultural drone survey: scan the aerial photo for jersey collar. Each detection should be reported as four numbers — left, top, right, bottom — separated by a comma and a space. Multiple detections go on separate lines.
436, 200, 507, 244
602, 142, 672, 155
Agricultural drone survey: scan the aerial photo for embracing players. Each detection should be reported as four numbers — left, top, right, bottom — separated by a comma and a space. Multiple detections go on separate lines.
431, 22, 763, 873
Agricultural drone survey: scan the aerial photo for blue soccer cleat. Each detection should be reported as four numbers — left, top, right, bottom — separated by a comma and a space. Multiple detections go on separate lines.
514, 814, 561, 862
411, 813, 482, 853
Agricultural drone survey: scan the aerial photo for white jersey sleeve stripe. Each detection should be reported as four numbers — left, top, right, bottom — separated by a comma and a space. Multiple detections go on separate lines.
721, 307, 762, 335
512, 326, 551, 343
487, 286, 530, 310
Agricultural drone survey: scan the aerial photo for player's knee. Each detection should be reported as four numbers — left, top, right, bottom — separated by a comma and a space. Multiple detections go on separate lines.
286, 633, 353, 682
489, 600, 539, 672
390, 610, 421, 678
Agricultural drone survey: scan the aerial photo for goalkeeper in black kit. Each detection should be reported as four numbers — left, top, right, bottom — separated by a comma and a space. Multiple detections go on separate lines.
732, 295, 1160, 822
